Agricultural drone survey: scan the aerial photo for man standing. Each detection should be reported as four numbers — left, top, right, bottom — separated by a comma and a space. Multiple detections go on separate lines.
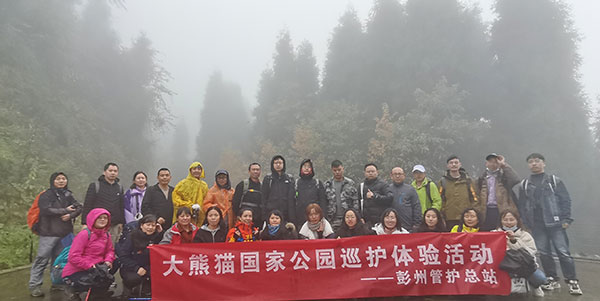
82, 162, 125, 244
324, 160, 359, 231
262, 155, 295, 225
389, 167, 421, 231
232, 163, 263, 226
141, 168, 174, 230
360, 163, 393, 226
476, 153, 520, 231
410, 164, 442, 214
439, 155, 478, 230
517, 153, 582, 295
294, 159, 327, 225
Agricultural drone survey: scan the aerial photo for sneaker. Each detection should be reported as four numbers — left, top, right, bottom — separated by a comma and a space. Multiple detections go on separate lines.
541, 277, 561, 291
532, 286, 545, 297
568, 280, 583, 295
30, 286, 44, 297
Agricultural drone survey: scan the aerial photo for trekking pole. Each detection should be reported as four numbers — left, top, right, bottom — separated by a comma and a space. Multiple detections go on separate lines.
85, 287, 91, 301
29, 233, 33, 263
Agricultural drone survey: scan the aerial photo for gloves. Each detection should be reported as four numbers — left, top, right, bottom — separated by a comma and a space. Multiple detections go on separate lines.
191, 204, 201, 211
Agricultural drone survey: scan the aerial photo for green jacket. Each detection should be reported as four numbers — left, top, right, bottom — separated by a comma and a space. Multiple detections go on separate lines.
411, 178, 442, 214
439, 170, 479, 221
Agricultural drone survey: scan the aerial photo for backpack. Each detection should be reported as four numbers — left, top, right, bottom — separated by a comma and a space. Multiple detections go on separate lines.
50, 229, 100, 285
111, 221, 139, 273
499, 248, 536, 278
239, 179, 262, 210
94, 180, 124, 195
424, 179, 433, 209
294, 178, 321, 198
27, 191, 45, 235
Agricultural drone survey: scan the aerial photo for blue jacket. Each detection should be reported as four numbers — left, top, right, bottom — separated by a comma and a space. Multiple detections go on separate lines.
517, 173, 573, 228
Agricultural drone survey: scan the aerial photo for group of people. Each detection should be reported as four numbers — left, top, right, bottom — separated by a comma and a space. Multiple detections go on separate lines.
28, 152, 583, 299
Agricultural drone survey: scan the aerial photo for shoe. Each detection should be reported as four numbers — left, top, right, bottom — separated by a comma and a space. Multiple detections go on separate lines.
532, 286, 545, 297
30, 286, 44, 297
51, 284, 65, 291
568, 280, 583, 295
65, 288, 82, 301
541, 277, 561, 291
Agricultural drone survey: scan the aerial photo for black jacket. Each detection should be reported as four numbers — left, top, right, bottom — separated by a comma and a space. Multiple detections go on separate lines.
262, 155, 295, 224
193, 225, 227, 243
259, 223, 298, 240
232, 178, 262, 225
360, 177, 393, 225
295, 159, 327, 226
141, 184, 174, 229
116, 225, 162, 273
38, 188, 82, 237
82, 175, 125, 225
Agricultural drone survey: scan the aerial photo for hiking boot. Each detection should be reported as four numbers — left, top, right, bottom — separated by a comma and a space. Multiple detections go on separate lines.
30, 286, 44, 297
532, 286, 545, 297
568, 280, 583, 295
540, 277, 560, 291
64, 287, 82, 301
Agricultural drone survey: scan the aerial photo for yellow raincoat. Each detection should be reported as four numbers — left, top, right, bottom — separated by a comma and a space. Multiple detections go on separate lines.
172, 162, 209, 225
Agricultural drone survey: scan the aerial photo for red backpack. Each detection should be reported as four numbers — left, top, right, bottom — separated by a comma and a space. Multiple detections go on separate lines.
27, 191, 45, 235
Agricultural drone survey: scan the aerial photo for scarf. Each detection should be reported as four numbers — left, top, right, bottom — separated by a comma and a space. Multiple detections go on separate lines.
308, 219, 324, 232
268, 224, 280, 236
501, 225, 519, 232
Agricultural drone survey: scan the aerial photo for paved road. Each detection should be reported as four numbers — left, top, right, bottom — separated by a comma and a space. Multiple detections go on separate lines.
1, 260, 597, 300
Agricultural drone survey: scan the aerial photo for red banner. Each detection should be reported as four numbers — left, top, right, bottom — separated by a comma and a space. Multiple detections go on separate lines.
150, 232, 510, 300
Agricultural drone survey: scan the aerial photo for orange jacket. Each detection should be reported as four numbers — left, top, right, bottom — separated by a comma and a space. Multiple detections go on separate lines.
203, 184, 235, 229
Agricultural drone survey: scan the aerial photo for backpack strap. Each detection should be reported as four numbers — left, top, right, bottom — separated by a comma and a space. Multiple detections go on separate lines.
359, 182, 364, 213
95, 181, 124, 195
425, 180, 432, 209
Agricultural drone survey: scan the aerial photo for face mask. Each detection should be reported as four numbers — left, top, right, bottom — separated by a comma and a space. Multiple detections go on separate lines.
502, 225, 518, 232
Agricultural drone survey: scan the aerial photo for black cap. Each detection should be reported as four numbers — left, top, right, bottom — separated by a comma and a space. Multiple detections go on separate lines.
485, 153, 499, 161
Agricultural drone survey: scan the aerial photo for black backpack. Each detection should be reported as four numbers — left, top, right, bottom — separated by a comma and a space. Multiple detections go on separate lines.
499, 248, 536, 277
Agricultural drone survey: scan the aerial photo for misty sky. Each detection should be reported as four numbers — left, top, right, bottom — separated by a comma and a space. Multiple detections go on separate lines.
112, 0, 599, 155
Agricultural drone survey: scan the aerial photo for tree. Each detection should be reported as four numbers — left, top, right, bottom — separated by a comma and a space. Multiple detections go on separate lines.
197, 72, 248, 177
321, 8, 366, 103
253, 31, 320, 146
490, 0, 594, 180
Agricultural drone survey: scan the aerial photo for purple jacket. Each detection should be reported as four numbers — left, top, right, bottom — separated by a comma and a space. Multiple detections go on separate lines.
124, 187, 146, 224
62, 208, 115, 277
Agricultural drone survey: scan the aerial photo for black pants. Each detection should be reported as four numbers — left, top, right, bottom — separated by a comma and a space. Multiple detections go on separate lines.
120, 269, 151, 295
482, 207, 500, 231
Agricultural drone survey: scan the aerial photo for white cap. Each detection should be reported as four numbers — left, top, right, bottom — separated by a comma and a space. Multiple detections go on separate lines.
412, 164, 426, 173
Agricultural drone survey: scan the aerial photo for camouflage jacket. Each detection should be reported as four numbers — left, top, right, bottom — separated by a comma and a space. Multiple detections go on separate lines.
324, 177, 359, 221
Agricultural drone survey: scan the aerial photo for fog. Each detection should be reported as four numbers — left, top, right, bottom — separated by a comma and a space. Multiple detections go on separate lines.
1, 0, 598, 261
111, 1, 600, 175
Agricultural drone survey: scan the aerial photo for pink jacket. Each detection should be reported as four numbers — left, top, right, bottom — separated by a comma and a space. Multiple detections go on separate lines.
62, 208, 115, 277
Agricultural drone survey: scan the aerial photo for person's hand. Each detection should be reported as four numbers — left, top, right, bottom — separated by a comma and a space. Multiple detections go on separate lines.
366, 189, 374, 199
505, 230, 515, 240
137, 267, 147, 276
105, 261, 112, 269
562, 222, 570, 229
235, 230, 241, 236
156, 223, 163, 233
497, 155, 506, 167
66, 205, 77, 212
157, 217, 165, 225
61, 214, 71, 221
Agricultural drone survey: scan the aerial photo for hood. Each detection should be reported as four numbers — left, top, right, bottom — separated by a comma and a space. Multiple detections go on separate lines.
98, 174, 120, 184
188, 161, 205, 179
299, 159, 315, 179
214, 169, 231, 190
270, 155, 286, 174
86, 208, 111, 230
49, 172, 68, 190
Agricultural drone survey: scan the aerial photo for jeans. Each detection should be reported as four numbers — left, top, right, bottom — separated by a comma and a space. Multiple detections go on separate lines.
532, 222, 577, 281
527, 269, 547, 288
29, 236, 63, 289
